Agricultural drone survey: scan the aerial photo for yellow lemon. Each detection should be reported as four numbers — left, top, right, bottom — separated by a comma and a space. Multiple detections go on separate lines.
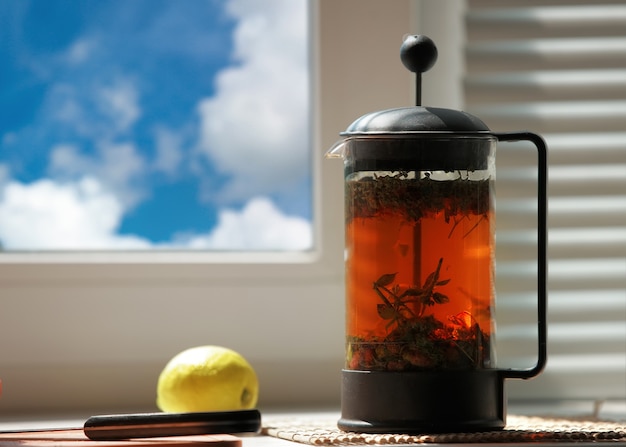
156, 345, 259, 413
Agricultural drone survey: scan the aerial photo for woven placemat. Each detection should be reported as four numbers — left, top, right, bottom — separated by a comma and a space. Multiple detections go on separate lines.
262, 415, 626, 445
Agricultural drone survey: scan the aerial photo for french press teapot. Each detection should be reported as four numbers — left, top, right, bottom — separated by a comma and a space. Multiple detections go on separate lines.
326, 35, 547, 433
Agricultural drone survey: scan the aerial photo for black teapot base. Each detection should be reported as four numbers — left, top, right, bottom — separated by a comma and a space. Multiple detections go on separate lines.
338, 369, 506, 434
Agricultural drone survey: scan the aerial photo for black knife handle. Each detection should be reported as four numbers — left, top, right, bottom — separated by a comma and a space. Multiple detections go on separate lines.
84, 409, 261, 440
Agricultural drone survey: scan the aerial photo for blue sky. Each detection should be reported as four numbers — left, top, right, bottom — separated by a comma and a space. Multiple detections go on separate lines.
0, 0, 311, 250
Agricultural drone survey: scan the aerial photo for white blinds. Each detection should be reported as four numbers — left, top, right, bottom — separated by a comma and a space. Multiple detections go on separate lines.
465, 1, 626, 400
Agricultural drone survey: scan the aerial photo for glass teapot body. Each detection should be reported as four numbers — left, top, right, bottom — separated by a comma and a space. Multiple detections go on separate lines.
336, 135, 496, 373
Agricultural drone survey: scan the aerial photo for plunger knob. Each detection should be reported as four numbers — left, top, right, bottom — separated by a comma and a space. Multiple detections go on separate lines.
400, 35, 438, 106
400, 35, 438, 73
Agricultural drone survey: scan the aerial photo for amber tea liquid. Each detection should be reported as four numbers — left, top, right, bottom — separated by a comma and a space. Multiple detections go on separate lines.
345, 171, 494, 371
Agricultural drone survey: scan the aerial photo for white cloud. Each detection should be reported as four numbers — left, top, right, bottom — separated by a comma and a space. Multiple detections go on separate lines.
197, 0, 309, 203
49, 142, 147, 209
96, 78, 140, 133
153, 126, 184, 177
56, 37, 141, 134
176, 197, 312, 251
0, 178, 150, 250
0, 177, 310, 251
44, 75, 140, 140
0, 164, 10, 186
50, 83, 89, 132
64, 38, 95, 65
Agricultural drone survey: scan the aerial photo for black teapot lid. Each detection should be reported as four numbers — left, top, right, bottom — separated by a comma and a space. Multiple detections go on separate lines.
341, 35, 491, 136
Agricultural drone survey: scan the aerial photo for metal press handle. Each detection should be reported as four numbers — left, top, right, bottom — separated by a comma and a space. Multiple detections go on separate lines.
494, 131, 548, 380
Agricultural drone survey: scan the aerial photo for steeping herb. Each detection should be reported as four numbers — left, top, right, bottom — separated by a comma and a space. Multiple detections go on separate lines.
344, 171, 493, 372
347, 259, 490, 372
346, 173, 491, 223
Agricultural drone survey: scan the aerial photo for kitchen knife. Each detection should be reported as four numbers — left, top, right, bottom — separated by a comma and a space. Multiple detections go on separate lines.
83, 409, 261, 440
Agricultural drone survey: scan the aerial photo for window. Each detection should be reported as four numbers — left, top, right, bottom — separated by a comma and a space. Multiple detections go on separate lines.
0, 0, 312, 252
